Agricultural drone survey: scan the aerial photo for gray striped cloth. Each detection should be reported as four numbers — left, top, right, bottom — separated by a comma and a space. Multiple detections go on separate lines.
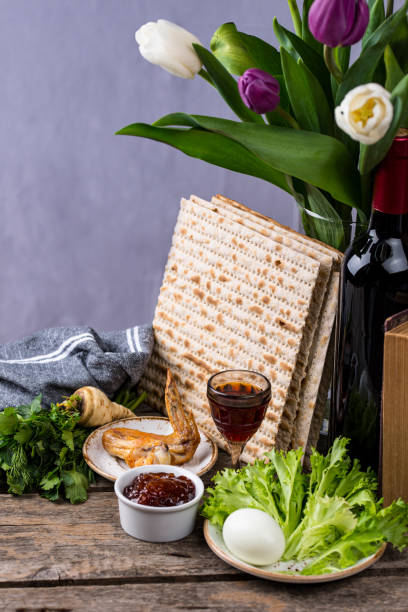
0, 324, 153, 410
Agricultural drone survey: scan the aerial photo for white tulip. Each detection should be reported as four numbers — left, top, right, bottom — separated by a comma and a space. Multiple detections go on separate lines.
135, 19, 202, 79
335, 83, 393, 145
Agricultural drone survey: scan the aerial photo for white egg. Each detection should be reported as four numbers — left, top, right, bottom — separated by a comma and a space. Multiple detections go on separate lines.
222, 508, 285, 566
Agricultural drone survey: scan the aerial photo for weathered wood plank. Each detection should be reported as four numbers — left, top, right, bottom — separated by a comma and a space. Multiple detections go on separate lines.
0, 485, 407, 585
0, 489, 236, 583
2, 575, 408, 612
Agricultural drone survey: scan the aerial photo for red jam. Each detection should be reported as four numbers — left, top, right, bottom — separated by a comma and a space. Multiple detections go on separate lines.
123, 472, 196, 507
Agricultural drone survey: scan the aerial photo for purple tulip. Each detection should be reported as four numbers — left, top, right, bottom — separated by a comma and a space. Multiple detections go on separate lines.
308, 0, 369, 47
238, 69, 280, 115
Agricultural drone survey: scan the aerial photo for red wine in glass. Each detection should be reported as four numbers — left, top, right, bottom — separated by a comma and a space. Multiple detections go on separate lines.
207, 370, 271, 468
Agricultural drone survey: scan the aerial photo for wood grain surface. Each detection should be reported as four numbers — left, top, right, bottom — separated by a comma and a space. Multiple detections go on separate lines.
2, 575, 408, 612
1, 447, 407, 611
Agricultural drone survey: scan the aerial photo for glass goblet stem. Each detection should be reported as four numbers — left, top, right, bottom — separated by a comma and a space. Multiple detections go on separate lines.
227, 441, 245, 469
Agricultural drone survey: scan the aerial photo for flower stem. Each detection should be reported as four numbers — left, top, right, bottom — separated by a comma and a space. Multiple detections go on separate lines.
323, 46, 343, 83
287, 0, 303, 37
276, 106, 301, 130
386, 0, 394, 18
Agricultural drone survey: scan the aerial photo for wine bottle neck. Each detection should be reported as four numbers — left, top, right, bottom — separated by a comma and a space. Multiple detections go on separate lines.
368, 209, 408, 236
371, 135, 408, 216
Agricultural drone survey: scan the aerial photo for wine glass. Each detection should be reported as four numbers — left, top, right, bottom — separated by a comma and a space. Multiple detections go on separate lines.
207, 370, 271, 469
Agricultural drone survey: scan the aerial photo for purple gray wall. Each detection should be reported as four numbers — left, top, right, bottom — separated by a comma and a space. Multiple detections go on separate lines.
1, 1, 306, 343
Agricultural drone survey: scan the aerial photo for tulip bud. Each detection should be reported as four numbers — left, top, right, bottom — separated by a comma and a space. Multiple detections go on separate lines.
308, 0, 369, 47
335, 83, 394, 145
238, 69, 280, 115
135, 19, 202, 79
211, 23, 253, 76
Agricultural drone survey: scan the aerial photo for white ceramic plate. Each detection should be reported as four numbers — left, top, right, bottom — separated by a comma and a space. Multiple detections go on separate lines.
204, 520, 386, 584
83, 416, 218, 480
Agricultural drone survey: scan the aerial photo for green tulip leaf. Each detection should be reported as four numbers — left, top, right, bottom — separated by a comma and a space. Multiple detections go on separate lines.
337, 47, 385, 105
304, 185, 346, 250
265, 74, 292, 124
359, 74, 408, 175
389, 15, 408, 73
362, 1, 407, 49
285, 177, 315, 237
337, 3, 408, 104
265, 107, 291, 128
237, 33, 283, 75
362, 0, 386, 49
303, 190, 346, 250
152, 113, 200, 128
210, 22, 281, 76
301, 0, 323, 55
273, 18, 331, 96
286, 177, 346, 249
192, 44, 264, 124
116, 122, 291, 193
147, 113, 360, 208
384, 45, 405, 92
280, 48, 333, 135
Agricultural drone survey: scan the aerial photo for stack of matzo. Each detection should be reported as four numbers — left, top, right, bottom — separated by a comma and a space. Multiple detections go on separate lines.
140, 194, 341, 462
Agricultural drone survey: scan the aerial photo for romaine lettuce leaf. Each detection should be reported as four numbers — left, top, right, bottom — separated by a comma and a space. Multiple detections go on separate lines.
283, 495, 357, 560
202, 447, 307, 534
201, 463, 280, 528
302, 499, 408, 575
308, 437, 351, 498
264, 447, 307, 539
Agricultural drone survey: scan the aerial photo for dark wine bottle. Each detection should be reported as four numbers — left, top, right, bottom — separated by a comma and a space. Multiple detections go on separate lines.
331, 132, 408, 472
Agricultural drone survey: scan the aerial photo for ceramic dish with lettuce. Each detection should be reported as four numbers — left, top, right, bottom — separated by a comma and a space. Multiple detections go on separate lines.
201, 438, 408, 576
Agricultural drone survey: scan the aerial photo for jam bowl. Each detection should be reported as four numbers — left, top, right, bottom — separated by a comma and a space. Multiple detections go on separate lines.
114, 464, 204, 542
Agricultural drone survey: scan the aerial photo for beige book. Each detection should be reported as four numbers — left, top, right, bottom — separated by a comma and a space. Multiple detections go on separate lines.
382, 315, 408, 505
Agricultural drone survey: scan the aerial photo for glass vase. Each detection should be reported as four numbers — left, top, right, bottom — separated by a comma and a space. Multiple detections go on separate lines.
299, 205, 368, 253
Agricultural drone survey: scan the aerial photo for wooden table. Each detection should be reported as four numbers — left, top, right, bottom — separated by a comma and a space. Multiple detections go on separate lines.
1, 451, 408, 612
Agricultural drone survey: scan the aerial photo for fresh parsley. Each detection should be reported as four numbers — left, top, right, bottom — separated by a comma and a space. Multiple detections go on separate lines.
0, 395, 94, 503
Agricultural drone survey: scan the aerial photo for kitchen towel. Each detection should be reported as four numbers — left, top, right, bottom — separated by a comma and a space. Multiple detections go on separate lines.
0, 324, 153, 409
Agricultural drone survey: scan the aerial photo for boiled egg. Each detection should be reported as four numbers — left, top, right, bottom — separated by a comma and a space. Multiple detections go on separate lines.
222, 508, 285, 566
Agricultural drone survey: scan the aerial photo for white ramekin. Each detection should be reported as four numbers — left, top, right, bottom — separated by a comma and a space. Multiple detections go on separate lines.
114, 464, 204, 542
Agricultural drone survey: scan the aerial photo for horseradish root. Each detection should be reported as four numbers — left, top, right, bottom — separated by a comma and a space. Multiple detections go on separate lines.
61, 386, 136, 427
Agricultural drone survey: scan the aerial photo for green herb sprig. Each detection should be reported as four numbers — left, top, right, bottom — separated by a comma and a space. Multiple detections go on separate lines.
0, 386, 147, 503
0, 395, 94, 503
